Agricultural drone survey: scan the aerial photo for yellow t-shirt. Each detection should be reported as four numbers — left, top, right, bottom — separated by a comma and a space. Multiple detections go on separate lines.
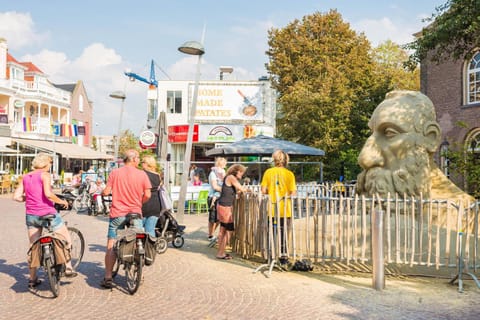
261, 167, 296, 218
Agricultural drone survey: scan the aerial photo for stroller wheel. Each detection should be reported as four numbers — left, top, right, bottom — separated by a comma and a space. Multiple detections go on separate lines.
155, 237, 168, 254
172, 236, 184, 248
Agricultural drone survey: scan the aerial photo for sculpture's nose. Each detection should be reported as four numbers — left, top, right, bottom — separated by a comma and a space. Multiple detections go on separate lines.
358, 135, 384, 169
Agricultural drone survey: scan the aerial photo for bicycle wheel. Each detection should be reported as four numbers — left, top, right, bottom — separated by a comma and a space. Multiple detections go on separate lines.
44, 255, 60, 297
72, 196, 82, 211
112, 258, 120, 278
68, 227, 85, 270
172, 235, 185, 248
125, 254, 143, 294
155, 237, 168, 254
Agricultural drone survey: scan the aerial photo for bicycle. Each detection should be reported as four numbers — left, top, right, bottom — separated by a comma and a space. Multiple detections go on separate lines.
111, 213, 146, 295
29, 206, 85, 297
76, 183, 92, 213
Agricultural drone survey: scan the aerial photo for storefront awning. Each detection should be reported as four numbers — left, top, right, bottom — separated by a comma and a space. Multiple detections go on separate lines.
13, 138, 113, 160
0, 145, 19, 154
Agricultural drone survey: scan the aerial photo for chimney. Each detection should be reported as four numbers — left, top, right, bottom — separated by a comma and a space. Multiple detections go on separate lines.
0, 38, 7, 79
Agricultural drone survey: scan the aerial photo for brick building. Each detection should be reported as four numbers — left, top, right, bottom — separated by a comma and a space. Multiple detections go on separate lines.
420, 50, 480, 190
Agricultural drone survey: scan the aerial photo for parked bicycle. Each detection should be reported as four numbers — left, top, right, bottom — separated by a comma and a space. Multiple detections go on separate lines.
28, 204, 85, 297
60, 182, 92, 213
111, 213, 148, 295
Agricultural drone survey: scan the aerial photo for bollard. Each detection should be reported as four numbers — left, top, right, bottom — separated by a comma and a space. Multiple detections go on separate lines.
372, 209, 385, 290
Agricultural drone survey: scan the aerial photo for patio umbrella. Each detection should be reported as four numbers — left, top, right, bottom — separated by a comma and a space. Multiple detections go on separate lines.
205, 134, 325, 157
156, 111, 170, 187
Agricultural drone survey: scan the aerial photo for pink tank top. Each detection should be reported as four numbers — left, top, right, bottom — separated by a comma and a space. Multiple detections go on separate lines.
23, 171, 56, 216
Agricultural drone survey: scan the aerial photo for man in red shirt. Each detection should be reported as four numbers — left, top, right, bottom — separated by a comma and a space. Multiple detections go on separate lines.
100, 149, 151, 288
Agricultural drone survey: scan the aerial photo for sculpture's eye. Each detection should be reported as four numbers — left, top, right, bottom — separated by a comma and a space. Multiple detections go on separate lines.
384, 127, 399, 138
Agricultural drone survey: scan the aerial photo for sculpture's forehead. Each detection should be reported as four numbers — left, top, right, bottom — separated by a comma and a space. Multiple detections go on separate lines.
370, 98, 418, 131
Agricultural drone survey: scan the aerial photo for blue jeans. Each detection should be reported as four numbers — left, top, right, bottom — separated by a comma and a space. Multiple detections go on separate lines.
107, 216, 144, 239
143, 216, 159, 237
26, 213, 64, 231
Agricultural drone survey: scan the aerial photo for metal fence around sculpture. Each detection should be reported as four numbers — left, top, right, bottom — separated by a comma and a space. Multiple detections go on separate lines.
232, 183, 480, 273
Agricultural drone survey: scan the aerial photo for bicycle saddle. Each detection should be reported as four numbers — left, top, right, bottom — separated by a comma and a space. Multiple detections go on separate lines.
126, 213, 142, 220
40, 214, 57, 221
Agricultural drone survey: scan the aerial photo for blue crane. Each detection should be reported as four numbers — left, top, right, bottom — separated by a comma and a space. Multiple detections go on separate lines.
124, 59, 158, 88
124, 59, 159, 125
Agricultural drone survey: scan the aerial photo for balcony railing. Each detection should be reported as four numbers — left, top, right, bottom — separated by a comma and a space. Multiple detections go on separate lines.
8, 79, 71, 105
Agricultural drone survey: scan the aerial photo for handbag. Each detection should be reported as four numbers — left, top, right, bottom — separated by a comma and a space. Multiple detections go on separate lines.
217, 204, 233, 223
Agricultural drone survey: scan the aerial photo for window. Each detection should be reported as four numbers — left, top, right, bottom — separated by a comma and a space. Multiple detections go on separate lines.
79, 95, 84, 112
167, 90, 182, 114
467, 130, 480, 153
467, 52, 480, 104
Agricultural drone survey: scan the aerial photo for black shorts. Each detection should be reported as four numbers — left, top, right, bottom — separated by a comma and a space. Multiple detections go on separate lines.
220, 221, 234, 231
208, 197, 218, 223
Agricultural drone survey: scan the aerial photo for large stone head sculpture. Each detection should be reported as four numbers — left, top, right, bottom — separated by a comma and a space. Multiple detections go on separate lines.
356, 90, 442, 198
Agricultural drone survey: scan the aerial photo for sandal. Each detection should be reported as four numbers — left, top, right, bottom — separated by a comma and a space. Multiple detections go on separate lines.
28, 278, 42, 289
100, 278, 113, 289
65, 268, 78, 278
216, 254, 233, 260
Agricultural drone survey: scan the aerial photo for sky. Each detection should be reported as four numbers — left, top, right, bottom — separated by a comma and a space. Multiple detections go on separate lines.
0, 0, 445, 136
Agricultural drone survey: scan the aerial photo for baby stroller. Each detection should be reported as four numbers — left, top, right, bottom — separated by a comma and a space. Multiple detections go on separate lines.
154, 185, 186, 254
155, 209, 186, 254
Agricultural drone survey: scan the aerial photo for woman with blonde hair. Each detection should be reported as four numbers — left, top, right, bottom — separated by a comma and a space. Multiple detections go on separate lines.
141, 154, 162, 237
13, 153, 77, 288
261, 149, 297, 264
207, 157, 227, 242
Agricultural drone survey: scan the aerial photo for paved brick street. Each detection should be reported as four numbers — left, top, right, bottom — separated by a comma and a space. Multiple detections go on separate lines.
0, 194, 478, 320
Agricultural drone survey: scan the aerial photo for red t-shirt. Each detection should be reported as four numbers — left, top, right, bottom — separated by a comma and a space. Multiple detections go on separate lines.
106, 165, 151, 218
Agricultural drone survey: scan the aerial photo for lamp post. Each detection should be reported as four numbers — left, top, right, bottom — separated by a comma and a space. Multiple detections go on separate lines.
176, 40, 205, 221
109, 90, 126, 165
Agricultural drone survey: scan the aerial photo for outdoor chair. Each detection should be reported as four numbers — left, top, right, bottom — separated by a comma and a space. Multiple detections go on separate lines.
187, 190, 209, 215
0, 175, 11, 194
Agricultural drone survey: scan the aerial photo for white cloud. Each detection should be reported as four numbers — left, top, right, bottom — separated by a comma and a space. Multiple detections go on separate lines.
21, 50, 70, 77
352, 17, 422, 46
0, 11, 48, 49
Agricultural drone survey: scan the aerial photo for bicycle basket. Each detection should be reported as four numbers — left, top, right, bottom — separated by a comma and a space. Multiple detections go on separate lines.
27, 240, 42, 268
116, 232, 136, 263
144, 234, 157, 266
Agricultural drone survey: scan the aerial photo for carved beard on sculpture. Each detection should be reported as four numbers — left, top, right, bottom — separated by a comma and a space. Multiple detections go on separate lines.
356, 146, 431, 199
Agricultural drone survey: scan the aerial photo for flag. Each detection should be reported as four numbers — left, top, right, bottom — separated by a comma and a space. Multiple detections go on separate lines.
23, 117, 32, 132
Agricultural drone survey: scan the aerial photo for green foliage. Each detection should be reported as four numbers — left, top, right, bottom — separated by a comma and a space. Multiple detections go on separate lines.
119, 129, 140, 156
373, 40, 420, 91
405, 0, 480, 68
266, 10, 419, 182
443, 142, 480, 198
91, 136, 98, 150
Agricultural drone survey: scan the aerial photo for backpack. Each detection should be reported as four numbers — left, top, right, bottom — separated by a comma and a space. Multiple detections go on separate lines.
292, 259, 313, 272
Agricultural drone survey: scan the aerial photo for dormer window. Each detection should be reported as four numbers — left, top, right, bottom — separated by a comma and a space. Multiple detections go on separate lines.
79, 95, 84, 112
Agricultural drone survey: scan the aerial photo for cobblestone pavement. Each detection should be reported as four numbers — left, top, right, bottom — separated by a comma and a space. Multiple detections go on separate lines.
0, 194, 478, 320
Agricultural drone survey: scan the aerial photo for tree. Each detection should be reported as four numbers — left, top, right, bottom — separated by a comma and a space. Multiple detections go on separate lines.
266, 10, 386, 181
91, 136, 98, 150
372, 40, 420, 91
118, 129, 140, 156
405, 0, 480, 67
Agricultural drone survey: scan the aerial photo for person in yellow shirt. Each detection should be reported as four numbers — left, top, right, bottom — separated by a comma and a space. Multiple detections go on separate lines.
261, 150, 297, 263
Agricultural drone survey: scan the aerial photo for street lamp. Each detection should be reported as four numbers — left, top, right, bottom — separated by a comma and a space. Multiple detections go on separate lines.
176, 40, 205, 221
109, 90, 126, 165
